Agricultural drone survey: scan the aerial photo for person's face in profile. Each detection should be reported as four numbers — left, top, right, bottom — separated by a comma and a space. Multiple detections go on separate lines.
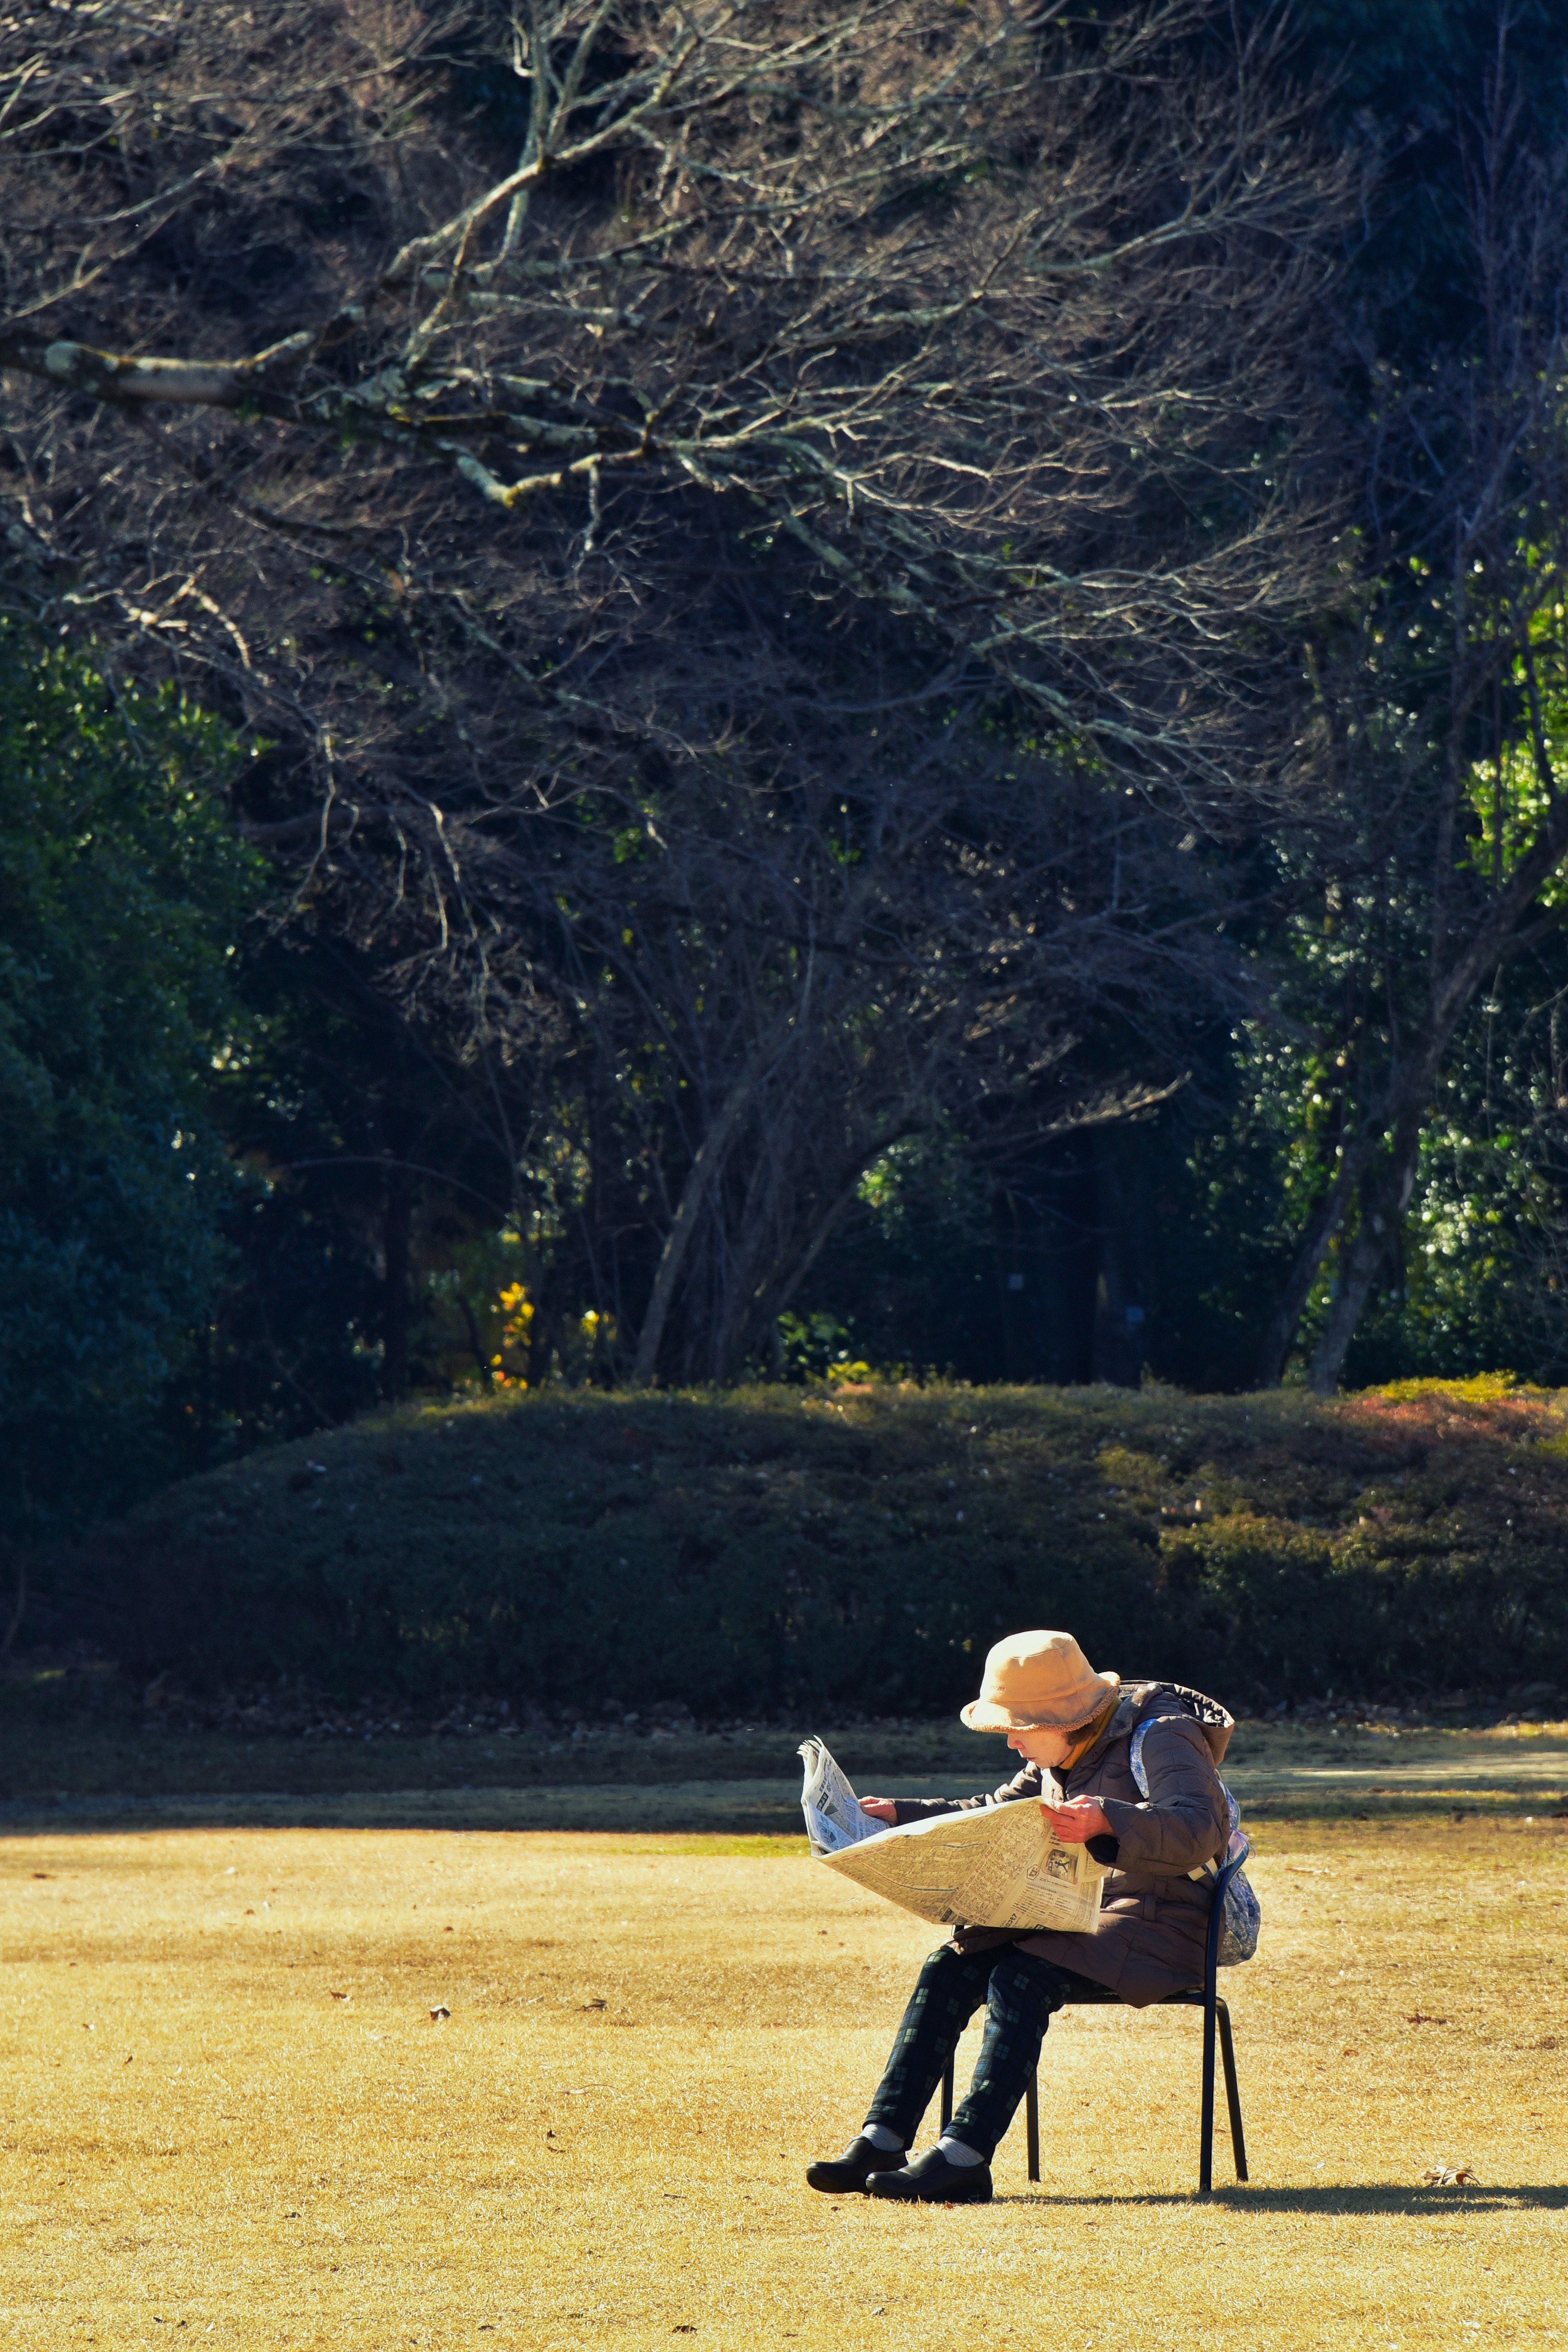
1005, 1724, 1075, 1770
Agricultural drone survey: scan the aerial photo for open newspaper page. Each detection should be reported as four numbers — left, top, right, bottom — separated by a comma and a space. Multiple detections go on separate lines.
799, 1738, 1107, 1933
797, 1737, 882, 1859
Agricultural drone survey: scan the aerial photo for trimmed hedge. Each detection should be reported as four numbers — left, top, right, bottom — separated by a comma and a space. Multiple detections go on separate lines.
59, 1378, 1568, 1714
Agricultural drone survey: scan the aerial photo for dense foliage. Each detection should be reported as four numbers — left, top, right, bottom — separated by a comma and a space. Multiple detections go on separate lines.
0, 630, 261, 1536
7, 2, 1568, 1614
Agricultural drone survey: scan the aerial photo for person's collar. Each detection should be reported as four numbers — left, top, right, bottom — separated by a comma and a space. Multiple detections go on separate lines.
1060, 1690, 1120, 1774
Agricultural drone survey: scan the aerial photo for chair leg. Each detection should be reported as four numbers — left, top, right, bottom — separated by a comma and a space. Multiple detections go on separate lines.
1215, 1999, 1248, 2183
1199, 1991, 1216, 2197
940, 2060, 953, 2131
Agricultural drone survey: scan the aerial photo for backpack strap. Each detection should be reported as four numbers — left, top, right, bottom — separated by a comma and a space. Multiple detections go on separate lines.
1129, 1716, 1241, 1875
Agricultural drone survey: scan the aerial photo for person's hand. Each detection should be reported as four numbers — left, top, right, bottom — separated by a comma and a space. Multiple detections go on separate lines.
859, 1796, 898, 1824
1041, 1795, 1110, 1842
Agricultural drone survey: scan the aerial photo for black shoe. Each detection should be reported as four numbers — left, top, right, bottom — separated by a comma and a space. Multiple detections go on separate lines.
866, 2145, 993, 2204
805, 2135, 910, 2194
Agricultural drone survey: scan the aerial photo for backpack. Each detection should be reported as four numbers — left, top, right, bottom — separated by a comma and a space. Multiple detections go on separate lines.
1129, 1718, 1260, 1968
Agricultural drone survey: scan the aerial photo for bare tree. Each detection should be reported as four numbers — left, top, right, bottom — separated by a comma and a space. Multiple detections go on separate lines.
0, 0, 1350, 1380
1254, 22, 1568, 1390
506, 653, 1245, 1384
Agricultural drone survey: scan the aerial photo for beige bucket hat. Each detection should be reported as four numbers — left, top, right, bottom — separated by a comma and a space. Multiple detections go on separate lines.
960, 1629, 1120, 1732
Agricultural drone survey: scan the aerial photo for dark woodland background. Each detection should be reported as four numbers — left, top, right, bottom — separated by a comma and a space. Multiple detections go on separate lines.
8, 0, 1568, 1573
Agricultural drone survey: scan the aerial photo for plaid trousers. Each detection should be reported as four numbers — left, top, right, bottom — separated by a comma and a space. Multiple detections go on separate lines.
862, 1940, 1101, 2161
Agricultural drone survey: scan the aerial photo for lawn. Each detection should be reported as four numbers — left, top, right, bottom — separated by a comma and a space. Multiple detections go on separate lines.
4, 1806, 1564, 2349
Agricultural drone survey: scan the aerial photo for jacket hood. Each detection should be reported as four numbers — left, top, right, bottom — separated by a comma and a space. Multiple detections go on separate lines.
1080, 1679, 1235, 1774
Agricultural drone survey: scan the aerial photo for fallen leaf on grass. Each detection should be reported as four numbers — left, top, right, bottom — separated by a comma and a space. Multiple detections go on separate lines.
1423, 2163, 1480, 2187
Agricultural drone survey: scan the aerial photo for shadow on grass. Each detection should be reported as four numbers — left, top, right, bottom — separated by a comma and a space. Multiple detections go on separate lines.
998, 2184, 1568, 2212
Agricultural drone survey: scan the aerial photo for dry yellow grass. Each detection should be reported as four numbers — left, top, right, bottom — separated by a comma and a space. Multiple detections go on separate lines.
2, 1817, 1565, 2349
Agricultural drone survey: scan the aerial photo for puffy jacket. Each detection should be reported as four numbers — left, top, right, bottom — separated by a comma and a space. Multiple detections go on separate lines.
891, 1681, 1233, 2006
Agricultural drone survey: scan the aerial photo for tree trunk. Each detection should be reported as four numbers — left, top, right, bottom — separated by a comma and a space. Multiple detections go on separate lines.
1252, 1138, 1373, 1387
1255, 824, 1568, 1388
382, 1166, 412, 1400
717, 1155, 896, 1384
630, 1075, 756, 1387
1305, 1107, 1423, 1393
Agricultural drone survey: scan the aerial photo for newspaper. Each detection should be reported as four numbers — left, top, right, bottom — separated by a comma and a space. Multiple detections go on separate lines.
798, 1736, 883, 1858
798, 1736, 1107, 1934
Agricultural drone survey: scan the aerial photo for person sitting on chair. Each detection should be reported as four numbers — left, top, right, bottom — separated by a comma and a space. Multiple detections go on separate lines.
806, 1627, 1234, 2205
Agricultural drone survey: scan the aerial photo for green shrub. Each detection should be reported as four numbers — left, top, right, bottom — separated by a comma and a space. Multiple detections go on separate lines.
60, 1379, 1568, 1713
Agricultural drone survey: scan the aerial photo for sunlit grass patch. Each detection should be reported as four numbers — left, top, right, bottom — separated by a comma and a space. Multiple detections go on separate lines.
2, 1815, 1564, 2348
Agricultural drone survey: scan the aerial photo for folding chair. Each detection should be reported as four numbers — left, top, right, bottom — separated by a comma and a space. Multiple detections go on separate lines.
937, 1841, 1251, 2196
